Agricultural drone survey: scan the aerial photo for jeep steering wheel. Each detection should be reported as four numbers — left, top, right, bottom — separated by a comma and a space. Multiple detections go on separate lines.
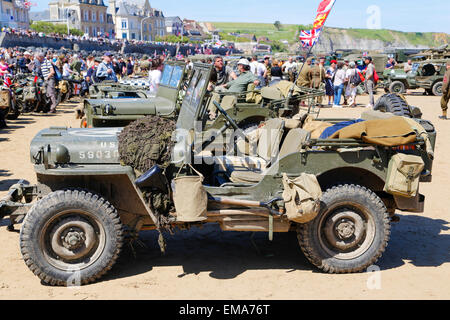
213, 101, 240, 131
213, 101, 251, 144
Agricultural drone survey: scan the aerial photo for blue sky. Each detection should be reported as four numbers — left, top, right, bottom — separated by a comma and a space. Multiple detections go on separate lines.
32, 0, 450, 33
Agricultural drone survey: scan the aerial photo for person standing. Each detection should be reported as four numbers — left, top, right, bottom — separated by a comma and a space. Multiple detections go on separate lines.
324, 60, 337, 106
126, 57, 134, 76
333, 62, 346, 108
250, 56, 259, 75
148, 59, 163, 93
364, 56, 375, 108
270, 59, 283, 86
296, 57, 313, 88
345, 61, 359, 107
256, 59, 266, 88
18, 51, 32, 73
263, 56, 271, 87
309, 57, 326, 105
81, 57, 101, 96
213, 56, 236, 87
96, 52, 118, 82
440, 61, 450, 120
283, 57, 297, 82
342, 59, 350, 105
41, 51, 58, 113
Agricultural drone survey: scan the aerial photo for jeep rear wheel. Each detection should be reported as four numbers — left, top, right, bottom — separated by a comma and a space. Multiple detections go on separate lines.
389, 81, 405, 94
432, 81, 443, 96
297, 184, 390, 273
20, 189, 123, 286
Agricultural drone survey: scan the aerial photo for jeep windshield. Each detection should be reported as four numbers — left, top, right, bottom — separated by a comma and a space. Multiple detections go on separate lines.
412, 63, 420, 74
176, 63, 213, 131
160, 64, 185, 89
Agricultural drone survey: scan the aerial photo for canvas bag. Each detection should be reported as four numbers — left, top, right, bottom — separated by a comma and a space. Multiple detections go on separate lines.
24, 86, 36, 101
384, 153, 424, 198
0, 89, 10, 108
282, 173, 322, 223
172, 164, 208, 222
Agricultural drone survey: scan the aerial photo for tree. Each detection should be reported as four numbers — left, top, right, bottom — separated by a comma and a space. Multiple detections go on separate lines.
274, 21, 282, 31
30, 21, 83, 36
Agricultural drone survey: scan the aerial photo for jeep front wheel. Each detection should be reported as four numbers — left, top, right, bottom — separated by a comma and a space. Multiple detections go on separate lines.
20, 189, 123, 286
389, 81, 405, 94
432, 81, 443, 96
297, 184, 390, 273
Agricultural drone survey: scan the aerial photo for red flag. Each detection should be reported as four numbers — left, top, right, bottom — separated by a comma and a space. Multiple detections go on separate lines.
313, 0, 336, 29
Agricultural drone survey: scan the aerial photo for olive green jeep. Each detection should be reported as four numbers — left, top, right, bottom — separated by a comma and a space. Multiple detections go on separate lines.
383, 59, 448, 95
0, 61, 436, 286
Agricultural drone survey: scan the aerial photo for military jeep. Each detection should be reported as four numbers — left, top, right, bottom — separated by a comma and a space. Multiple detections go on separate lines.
383, 59, 448, 95
84, 63, 325, 131
0, 61, 436, 286
83, 61, 187, 128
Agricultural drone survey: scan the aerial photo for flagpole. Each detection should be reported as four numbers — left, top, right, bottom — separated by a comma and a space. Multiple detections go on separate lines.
285, 0, 336, 107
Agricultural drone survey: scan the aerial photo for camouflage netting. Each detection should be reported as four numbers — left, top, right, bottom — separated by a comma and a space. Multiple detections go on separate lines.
118, 116, 176, 175
118, 116, 176, 234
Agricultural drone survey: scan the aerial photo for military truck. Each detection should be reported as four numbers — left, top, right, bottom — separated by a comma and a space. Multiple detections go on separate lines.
408, 44, 450, 61
82, 61, 187, 128
0, 62, 436, 286
383, 59, 447, 95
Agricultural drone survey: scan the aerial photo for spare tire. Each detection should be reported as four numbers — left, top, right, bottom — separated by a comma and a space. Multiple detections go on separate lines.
373, 93, 413, 118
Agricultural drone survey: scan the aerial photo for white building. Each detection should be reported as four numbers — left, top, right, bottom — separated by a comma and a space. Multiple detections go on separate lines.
0, 0, 30, 29
165, 16, 182, 36
109, 0, 166, 41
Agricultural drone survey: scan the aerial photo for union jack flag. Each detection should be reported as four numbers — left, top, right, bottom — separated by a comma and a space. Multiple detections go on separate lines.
299, 28, 322, 48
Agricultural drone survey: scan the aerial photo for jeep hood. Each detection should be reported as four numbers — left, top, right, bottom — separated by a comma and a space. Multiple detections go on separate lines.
85, 97, 176, 117
30, 127, 122, 165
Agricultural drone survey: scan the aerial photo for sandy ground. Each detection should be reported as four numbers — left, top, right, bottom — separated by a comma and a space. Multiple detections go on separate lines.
0, 91, 449, 300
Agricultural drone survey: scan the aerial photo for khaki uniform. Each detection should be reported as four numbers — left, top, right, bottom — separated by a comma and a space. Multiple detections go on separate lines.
441, 68, 450, 116
296, 63, 312, 87
309, 64, 326, 89
309, 64, 326, 104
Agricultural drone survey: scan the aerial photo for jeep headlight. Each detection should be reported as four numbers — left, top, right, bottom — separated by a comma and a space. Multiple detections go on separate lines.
391, 70, 395, 75
103, 104, 114, 115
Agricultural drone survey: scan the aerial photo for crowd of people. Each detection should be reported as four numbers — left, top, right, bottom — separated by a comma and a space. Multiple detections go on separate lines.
2, 27, 237, 54
204, 54, 378, 109
6, 41, 447, 129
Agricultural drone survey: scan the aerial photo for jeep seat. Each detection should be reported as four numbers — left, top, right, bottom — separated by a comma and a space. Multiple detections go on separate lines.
197, 118, 285, 176
229, 127, 311, 184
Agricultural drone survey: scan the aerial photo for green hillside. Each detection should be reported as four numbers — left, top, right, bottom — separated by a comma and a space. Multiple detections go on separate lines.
208, 21, 449, 47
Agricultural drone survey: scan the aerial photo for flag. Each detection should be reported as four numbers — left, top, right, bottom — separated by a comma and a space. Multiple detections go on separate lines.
299, 28, 322, 48
313, 0, 336, 29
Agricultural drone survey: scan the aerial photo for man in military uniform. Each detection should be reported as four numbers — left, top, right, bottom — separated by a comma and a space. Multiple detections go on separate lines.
209, 59, 260, 118
440, 61, 450, 120
296, 57, 313, 88
309, 57, 326, 105
220, 59, 259, 93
